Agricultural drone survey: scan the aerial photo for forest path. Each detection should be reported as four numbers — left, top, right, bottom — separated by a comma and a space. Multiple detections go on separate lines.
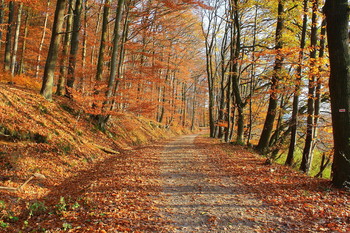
15, 134, 347, 232
156, 134, 274, 232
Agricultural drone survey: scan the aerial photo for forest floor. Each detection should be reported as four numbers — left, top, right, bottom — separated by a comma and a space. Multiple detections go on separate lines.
4, 133, 348, 232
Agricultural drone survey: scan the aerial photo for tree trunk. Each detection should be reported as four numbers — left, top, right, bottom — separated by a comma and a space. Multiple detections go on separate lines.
90, 3, 102, 66
18, 10, 29, 74
231, 0, 244, 144
323, 0, 350, 188
256, 0, 284, 153
105, 0, 125, 100
98, 0, 126, 128
286, 0, 308, 166
65, 0, 83, 98
247, 4, 258, 145
4, 1, 14, 72
202, 3, 221, 138
300, 0, 319, 174
191, 76, 198, 130
35, 0, 50, 78
218, 21, 230, 139
80, 0, 88, 91
11, 2, 23, 76
110, 3, 130, 111
225, 68, 232, 142
0, 0, 5, 51
95, 0, 110, 82
57, 0, 75, 96
40, 0, 67, 100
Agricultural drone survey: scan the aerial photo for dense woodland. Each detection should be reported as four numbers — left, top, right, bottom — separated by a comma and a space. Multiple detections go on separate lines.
200, 0, 350, 189
0, 0, 349, 189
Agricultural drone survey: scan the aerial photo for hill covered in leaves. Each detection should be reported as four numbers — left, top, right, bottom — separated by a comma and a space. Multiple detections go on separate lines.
0, 83, 187, 230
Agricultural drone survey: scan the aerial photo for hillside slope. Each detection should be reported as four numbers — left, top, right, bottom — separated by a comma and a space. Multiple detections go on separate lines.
0, 83, 187, 228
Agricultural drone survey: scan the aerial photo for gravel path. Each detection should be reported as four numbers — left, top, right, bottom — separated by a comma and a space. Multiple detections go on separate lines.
157, 134, 271, 232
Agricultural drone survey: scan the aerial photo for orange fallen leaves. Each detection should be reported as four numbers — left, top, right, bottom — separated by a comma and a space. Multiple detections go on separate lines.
196, 136, 350, 233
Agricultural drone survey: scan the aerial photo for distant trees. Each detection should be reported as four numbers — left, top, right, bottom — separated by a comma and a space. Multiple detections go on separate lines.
0, 0, 204, 129
200, 0, 343, 184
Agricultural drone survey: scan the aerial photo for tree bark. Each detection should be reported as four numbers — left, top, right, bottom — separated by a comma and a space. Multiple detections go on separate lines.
57, 0, 75, 96
95, 0, 111, 82
80, 0, 88, 91
18, 10, 29, 75
230, 0, 244, 144
66, 0, 83, 98
323, 0, 350, 188
286, 0, 308, 166
98, 0, 126, 128
40, 0, 67, 100
11, 2, 23, 76
0, 0, 4, 51
247, 4, 258, 145
4, 1, 14, 72
300, 0, 319, 174
35, 0, 51, 78
256, 0, 284, 153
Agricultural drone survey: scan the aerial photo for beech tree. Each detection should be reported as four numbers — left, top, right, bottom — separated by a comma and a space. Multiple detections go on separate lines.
4, 1, 14, 72
66, 0, 83, 97
286, 0, 308, 166
300, 0, 319, 174
97, 0, 126, 128
323, 0, 350, 188
201, 0, 223, 138
35, 0, 51, 78
11, 2, 23, 76
57, 0, 75, 96
40, 0, 67, 100
256, 0, 285, 153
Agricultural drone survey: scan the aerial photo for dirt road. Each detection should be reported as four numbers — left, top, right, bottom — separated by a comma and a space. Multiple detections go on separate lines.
157, 134, 273, 232
16, 134, 347, 232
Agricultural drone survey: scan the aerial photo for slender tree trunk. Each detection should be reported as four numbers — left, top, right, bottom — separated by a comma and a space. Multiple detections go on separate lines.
191, 76, 198, 130
202, 6, 221, 138
66, 0, 83, 97
207, 67, 216, 137
231, 0, 244, 144
256, 0, 284, 153
4, 1, 14, 72
0, 0, 5, 51
90, 3, 102, 66
98, 0, 126, 128
96, 0, 110, 82
57, 0, 75, 96
40, 0, 67, 100
286, 0, 308, 166
225, 68, 232, 142
247, 4, 258, 145
35, 0, 50, 78
11, 2, 23, 76
300, 0, 319, 174
80, 0, 88, 91
110, 3, 130, 110
218, 22, 230, 139
18, 10, 29, 74
105, 0, 125, 100
314, 18, 327, 133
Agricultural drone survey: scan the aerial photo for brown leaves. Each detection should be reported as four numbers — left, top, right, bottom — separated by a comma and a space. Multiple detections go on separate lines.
196, 136, 350, 232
